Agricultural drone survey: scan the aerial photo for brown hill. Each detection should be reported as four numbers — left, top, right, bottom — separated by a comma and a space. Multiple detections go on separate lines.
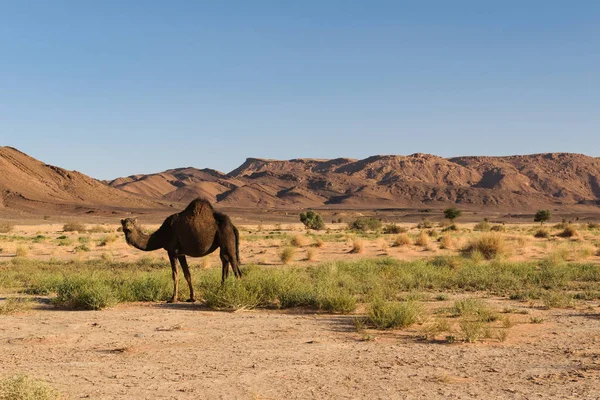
0, 146, 166, 215
107, 152, 600, 211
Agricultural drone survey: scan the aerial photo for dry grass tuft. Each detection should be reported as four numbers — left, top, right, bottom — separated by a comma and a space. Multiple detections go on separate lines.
306, 248, 316, 261
0, 222, 14, 233
63, 222, 87, 233
314, 238, 324, 248
534, 227, 550, 238
439, 234, 455, 250
415, 231, 430, 247
392, 233, 412, 247
350, 239, 364, 254
290, 234, 307, 247
0, 374, 60, 400
461, 233, 507, 260
279, 247, 295, 264
558, 225, 578, 238
15, 245, 28, 258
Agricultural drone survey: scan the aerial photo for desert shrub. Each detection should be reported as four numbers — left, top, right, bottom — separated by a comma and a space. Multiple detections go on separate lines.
97, 234, 118, 247
0, 375, 60, 400
587, 222, 600, 230
459, 320, 484, 343
314, 238, 324, 248
442, 223, 458, 232
473, 221, 491, 231
439, 234, 455, 249
300, 210, 325, 230
306, 248, 316, 261
202, 279, 261, 311
87, 225, 112, 233
316, 289, 356, 314
415, 231, 429, 247
534, 210, 552, 225
62, 222, 87, 233
451, 298, 497, 320
118, 275, 171, 302
461, 233, 506, 260
279, 247, 295, 264
443, 208, 462, 222
348, 218, 382, 232
0, 222, 14, 233
54, 276, 117, 310
368, 299, 423, 329
417, 219, 433, 229
392, 233, 412, 247
558, 225, 578, 238
350, 238, 364, 254
534, 227, 550, 238
490, 224, 506, 232
383, 223, 406, 234
290, 234, 307, 247
0, 297, 32, 315
541, 291, 574, 309
74, 244, 91, 253
15, 246, 28, 257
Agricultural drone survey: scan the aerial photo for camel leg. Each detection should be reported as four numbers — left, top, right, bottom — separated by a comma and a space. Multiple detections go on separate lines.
220, 253, 230, 283
228, 248, 242, 279
178, 255, 195, 302
167, 252, 179, 303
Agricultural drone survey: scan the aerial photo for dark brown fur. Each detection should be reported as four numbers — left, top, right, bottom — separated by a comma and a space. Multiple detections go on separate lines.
121, 198, 241, 302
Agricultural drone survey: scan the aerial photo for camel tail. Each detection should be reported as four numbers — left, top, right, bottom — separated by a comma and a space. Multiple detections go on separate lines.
233, 224, 241, 265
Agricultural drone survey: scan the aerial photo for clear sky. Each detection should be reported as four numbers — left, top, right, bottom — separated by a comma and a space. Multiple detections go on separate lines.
1, 1, 599, 180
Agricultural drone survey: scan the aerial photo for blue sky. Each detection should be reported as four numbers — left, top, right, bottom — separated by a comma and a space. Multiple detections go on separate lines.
1, 1, 599, 180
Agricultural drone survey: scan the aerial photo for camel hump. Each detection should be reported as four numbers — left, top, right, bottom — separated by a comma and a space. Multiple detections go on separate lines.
183, 197, 215, 217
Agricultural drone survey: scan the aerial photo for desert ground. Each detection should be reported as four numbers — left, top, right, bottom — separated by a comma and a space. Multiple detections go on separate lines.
1, 215, 600, 399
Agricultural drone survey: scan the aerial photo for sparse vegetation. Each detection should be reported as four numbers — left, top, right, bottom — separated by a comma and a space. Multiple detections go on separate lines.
392, 233, 412, 247
300, 210, 325, 230
383, 223, 406, 234
473, 220, 491, 231
461, 233, 506, 260
443, 208, 462, 222
415, 231, 430, 247
348, 218, 382, 232
534, 210, 552, 225
0, 375, 60, 400
558, 225, 578, 238
279, 247, 295, 264
0, 222, 14, 233
368, 299, 423, 329
350, 238, 364, 254
62, 222, 87, 233
534, 227, 550, 238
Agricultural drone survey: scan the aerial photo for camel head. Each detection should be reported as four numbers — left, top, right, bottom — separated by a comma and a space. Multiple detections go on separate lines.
120, 218, 138, 236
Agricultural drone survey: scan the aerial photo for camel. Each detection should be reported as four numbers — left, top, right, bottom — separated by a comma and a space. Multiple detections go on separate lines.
120, 197, 241, 303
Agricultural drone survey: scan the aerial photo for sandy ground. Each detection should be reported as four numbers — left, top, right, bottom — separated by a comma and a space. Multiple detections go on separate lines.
1, 299, 600, 399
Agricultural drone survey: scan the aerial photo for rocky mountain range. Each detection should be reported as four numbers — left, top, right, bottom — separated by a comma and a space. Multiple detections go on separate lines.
1, 146, 600, 215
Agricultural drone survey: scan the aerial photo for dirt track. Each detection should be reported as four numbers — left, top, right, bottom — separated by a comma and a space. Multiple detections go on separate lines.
1, 300, 600, 399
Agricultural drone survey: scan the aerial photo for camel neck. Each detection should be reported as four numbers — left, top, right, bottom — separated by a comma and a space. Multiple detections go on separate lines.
125, 226, 163, 251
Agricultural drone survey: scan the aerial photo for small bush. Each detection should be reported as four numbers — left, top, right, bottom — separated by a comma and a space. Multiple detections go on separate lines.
314, 238, 324, 248
348, 218, 382, 232
317, 290, 357, 314
15, 246, 28, 257
0, 297, 32, 315
442, 223, 458, 232
368, 300, 423, 329
417, 219, 433, 229
392, 233, 412, 247
0, 375, 60, 400
290, 234, 307, 247
54, 276, 117, 310
460, 319, 484, 343
0, 222, 14, 233
350, 238, 364, 254
534, 228, 550, 238
383, 223, 406, 234
490, 225, 506, 232
279, 247, 295, 264
87, 225, 112, 233
415, 231, 429, 247
74, 244, 91, 253
300, 211, 325, 230
461, 233, 506, 260
558, 225, 578, 238
62, 222, 87, 233
439, 234, 455, 249
97, 234, 117, 247
473, 221, 491, 231
534, 210, 552, 225
541, 291, 574, 309
203, 280, 261, 311
306, 248, 316, 261
443, 208, 462, 222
